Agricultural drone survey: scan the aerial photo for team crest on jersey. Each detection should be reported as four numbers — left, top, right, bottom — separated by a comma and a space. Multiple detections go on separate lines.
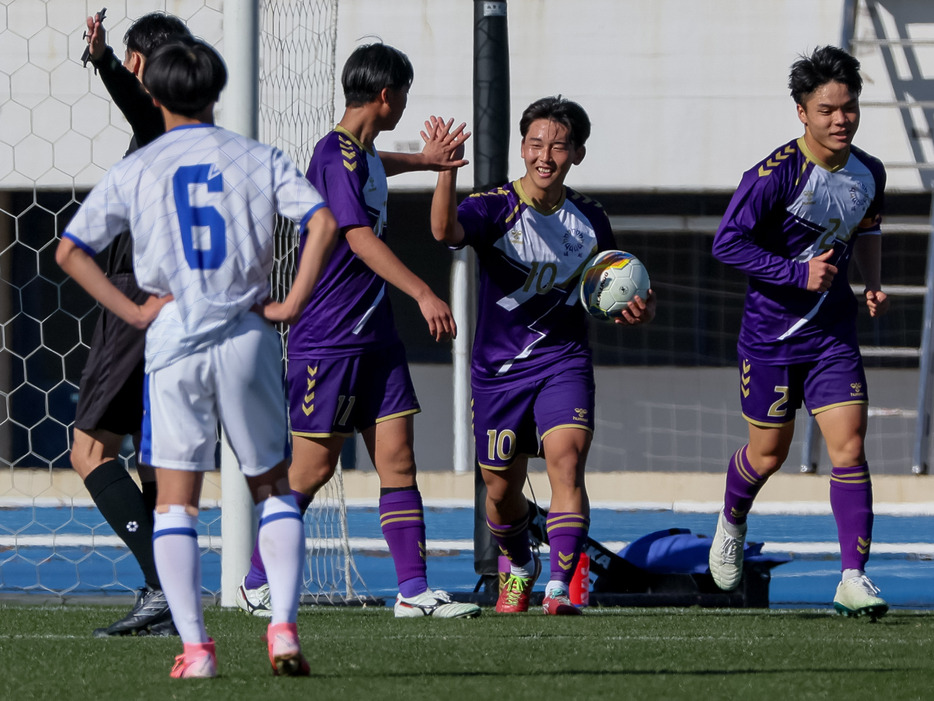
848, 184, 869, 211
509, 227, 523, 246
801, 190, 815, 205
562, 229, 586, 257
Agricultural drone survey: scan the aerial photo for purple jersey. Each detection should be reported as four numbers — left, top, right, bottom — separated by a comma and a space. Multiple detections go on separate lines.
288, 127, 398, 358
713, 137, 886, 364
456, 180, 616, 387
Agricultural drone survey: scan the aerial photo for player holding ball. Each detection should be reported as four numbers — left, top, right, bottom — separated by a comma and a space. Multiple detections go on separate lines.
430, 96, 656, 615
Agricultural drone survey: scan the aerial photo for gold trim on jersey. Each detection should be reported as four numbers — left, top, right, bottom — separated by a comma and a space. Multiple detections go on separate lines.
467, 186, 510, 200
514, 178, 566, 215
796, 136, 845, 173
757, 143, 797, 178
335, 124, 371, 154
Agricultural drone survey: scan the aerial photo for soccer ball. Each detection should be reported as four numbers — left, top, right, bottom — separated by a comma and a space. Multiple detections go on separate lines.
579, 250, 651, 320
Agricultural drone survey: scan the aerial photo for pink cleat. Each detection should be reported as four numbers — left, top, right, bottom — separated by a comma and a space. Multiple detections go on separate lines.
542, 589, 583, 616
170, 639, 217, 679
267, 622, 310, 677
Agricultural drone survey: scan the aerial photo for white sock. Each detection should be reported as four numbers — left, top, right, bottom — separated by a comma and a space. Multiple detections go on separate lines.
722, 514, 746, 539
545, 580, 568, 596
842, 568, 864, 581
153, 505, 207, 644
510, 558, 536, 578
256, 494, 304, 625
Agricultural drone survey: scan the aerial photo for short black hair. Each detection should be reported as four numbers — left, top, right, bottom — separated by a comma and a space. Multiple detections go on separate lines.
519, 96, 592, 148
124, 12, 190, 57
789, 45, 862, 105
142, 38, 227, 118
341, 43, 413, 107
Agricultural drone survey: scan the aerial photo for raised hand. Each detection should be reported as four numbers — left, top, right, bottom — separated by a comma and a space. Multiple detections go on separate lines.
419, 116, 471, 171
82, 8, 107, 66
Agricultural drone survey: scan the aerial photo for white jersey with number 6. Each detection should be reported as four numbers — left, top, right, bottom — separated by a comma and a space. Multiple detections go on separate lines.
63, 123, 326, 372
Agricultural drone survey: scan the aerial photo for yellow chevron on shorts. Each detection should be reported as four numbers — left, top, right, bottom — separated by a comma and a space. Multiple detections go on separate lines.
302, 365, 317, 415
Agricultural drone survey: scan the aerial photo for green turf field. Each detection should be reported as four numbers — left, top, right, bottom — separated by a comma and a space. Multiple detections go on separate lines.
2, 604, 932, 700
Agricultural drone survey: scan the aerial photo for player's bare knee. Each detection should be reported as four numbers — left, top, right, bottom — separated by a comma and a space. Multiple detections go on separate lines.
374, 456, 416, 486
290, 462, 336, 494
826, 441, 867, 468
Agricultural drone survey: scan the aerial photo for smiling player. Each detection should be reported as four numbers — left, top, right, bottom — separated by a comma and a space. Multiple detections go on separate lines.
708, 46, 890, 620
431, 96, 656, 615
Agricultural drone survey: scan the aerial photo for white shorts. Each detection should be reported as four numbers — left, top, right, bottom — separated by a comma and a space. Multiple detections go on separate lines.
139, 313, 289, 476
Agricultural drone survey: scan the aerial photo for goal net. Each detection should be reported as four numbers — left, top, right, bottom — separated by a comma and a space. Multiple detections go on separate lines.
0, 0, 373, 604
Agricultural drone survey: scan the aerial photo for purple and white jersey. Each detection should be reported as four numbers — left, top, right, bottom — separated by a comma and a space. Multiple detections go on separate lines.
455, 180, 616, 386
63, 124, 326, 372
713, 137, 885, 364
288, 127, 398, 358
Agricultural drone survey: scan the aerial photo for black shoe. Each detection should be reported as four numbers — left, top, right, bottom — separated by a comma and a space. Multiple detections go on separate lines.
139, 617, 178, 637
93, 587, 173, 637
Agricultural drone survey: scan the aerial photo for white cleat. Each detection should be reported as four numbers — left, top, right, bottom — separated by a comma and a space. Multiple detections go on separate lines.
235, 576, 272, 617
393, 589, 481, 619
833, 574, 889, 621
708, 511, 746, 591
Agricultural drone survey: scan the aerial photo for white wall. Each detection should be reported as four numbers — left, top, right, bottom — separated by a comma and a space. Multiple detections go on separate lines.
338, 0, 932, 193
3, 0, 931, 192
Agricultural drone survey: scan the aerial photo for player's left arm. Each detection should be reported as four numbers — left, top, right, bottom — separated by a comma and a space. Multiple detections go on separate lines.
346, 225, 456, 342
259, 206, 339, 325
56, 237, 171, 329
852, 226, 889, 318
381, 117, 470, 177
83, 13, 164, 147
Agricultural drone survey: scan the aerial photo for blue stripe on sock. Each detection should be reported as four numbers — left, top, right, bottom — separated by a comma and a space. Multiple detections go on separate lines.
153, 527, 198, 540
259, 510, 302, 528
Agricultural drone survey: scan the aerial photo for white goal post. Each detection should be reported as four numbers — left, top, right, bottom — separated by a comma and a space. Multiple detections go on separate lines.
0, 0, 372, 605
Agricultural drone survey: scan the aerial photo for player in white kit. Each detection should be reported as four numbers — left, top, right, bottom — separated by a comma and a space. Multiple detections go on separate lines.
56, 38, 338, 679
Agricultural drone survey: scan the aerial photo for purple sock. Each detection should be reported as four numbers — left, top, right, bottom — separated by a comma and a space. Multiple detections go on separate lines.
830, 464, 874, 571
244, 489, 311, 589
545, 512, 589, 585
723, 445, 767, 526
486, 509, 532, 568
379, 489, 428, 598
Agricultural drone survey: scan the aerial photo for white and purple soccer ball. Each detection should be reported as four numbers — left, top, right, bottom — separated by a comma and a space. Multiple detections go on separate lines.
579, 249, 651, 320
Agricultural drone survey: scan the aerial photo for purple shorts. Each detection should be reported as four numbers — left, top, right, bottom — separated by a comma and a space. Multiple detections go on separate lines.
287, 342, 419, 437
739, 353, 868, 427
472, 364, 595, 470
